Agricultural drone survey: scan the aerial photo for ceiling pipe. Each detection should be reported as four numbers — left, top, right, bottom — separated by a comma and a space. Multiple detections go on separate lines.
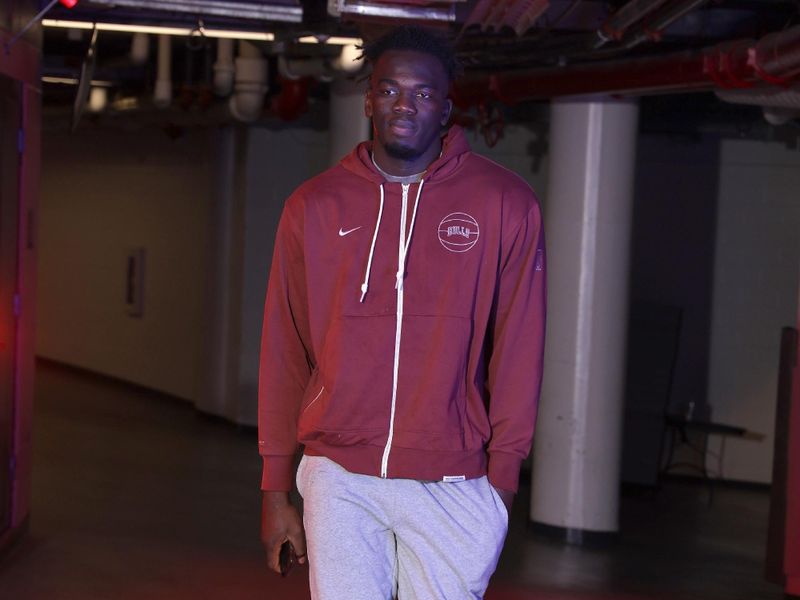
277, 45, 365, 83
451, 24, 800, 106
590, 0, 711, 56
130, 32, 149, 64
229, 40, 267, 122
271, 45, 365, 122
458, 0, 707, 69
591, 0, 670, 49
633, 0, 709, 45
716, 85, 800, 125
278, 54, 334, 82
153, 34, 172, 108
213, 38, 235, 96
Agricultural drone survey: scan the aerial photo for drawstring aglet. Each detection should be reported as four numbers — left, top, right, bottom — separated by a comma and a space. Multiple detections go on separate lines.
360, 282, 368, 302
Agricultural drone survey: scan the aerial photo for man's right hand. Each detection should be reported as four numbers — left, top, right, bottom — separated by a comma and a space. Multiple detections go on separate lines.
261, 490, 307, 574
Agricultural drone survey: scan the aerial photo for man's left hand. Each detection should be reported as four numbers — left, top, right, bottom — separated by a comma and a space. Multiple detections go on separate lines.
493, 487, 515, 516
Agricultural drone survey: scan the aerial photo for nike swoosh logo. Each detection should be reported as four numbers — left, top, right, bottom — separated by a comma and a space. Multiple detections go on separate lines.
339, 226, 362, 237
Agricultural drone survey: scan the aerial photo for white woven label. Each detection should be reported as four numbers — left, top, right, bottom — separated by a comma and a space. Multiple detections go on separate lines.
442, 475, 466, 483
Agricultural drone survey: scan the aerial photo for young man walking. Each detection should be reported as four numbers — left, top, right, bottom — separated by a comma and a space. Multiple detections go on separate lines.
258, 25, 546, 599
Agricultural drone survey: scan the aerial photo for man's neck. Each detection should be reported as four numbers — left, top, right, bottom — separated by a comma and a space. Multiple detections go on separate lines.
371, 141, 442, 178
371, 154, 425, 184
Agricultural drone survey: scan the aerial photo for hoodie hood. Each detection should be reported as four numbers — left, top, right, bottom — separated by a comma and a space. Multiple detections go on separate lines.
341, 125, 472, 185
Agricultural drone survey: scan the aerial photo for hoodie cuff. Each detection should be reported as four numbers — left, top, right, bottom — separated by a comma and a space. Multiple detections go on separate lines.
260, 455, 295, 491
487, 452, 523, 494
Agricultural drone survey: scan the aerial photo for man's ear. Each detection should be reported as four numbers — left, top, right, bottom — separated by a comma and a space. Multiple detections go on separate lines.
441, 98, 453, 126
364, 87, 373, 119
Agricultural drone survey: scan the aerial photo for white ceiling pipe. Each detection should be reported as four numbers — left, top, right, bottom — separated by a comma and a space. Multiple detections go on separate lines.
214, 38, 235, 96
229, 41, 268, 122
238, 39, 261, 59
277, 44, 364, 84
153, 34, 172, 108
130, 32, 149, 65
278, 54, 334, 82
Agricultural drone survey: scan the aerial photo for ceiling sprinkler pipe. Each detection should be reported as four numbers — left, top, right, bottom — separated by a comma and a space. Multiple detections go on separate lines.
229, 41, 267, 122
153, 34, 172, 108
213, 38, 235, 96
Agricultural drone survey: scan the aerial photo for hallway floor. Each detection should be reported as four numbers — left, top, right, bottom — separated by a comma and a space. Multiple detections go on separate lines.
0, 362, 786, 599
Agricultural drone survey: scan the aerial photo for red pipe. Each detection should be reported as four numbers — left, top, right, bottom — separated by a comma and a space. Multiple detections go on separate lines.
271, 76, 310, 121
451, 25, 800, 106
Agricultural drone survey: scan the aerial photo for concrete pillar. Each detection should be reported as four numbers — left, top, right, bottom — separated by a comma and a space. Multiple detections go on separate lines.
197, 126, 244, 419
328, 78, 370, 167
531, 98, 639, 542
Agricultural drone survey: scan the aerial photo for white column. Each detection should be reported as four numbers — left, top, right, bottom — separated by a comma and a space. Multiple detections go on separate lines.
328, 78, 370, 167
531, 98, 639, 540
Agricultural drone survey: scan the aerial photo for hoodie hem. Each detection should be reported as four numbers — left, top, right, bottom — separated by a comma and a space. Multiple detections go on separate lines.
304, 442, 488, 483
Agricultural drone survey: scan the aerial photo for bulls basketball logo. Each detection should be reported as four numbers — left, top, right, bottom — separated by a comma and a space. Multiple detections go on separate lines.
438, 212, 480, 253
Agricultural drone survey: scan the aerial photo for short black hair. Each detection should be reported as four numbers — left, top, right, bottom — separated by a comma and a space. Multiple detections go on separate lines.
361, 25, 460, 82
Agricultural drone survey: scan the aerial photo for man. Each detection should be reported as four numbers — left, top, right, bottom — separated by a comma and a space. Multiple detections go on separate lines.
258, 25, 546, 599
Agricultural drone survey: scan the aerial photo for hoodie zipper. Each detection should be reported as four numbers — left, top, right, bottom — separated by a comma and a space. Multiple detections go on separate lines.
380, 183, 410, 478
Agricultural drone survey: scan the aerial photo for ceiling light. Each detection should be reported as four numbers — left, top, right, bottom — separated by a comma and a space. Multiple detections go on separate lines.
298, 35, 363, 46
43, 20, 361, 45
42, 75, 113, 87
42, 19, 275, 41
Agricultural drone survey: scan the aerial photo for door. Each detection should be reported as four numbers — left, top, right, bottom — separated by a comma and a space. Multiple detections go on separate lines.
0, 75, 20, 535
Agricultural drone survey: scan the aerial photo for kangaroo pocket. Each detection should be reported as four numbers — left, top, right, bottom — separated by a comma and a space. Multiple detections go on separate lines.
392, 314, 471, 452
297, 314, 395, 447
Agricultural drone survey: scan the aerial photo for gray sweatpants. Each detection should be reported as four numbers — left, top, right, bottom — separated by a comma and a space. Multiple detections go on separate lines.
296, 455, 509, 600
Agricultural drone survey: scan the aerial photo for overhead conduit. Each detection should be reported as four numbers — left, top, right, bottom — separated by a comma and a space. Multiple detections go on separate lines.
452, 24, 800, 106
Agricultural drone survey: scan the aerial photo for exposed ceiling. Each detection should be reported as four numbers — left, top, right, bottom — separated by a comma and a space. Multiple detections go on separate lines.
45, 0, 799, 66
35, 0, 800, 134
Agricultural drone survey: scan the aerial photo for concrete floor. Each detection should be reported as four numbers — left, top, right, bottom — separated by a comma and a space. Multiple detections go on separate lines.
0, 361, 787, 599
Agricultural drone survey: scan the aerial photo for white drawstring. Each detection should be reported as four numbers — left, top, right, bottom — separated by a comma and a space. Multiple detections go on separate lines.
359, 183, 385, 302
395, 180, 424, 292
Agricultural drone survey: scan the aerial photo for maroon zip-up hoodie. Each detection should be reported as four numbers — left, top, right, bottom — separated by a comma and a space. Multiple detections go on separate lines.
258, 126, 546, 494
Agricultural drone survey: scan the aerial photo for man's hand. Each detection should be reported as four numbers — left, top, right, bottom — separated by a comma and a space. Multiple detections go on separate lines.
493, 487, 515, 517
261, 491, 307, 574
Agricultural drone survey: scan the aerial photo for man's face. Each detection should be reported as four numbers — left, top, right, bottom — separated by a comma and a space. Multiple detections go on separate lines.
365, 49, 452, 166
